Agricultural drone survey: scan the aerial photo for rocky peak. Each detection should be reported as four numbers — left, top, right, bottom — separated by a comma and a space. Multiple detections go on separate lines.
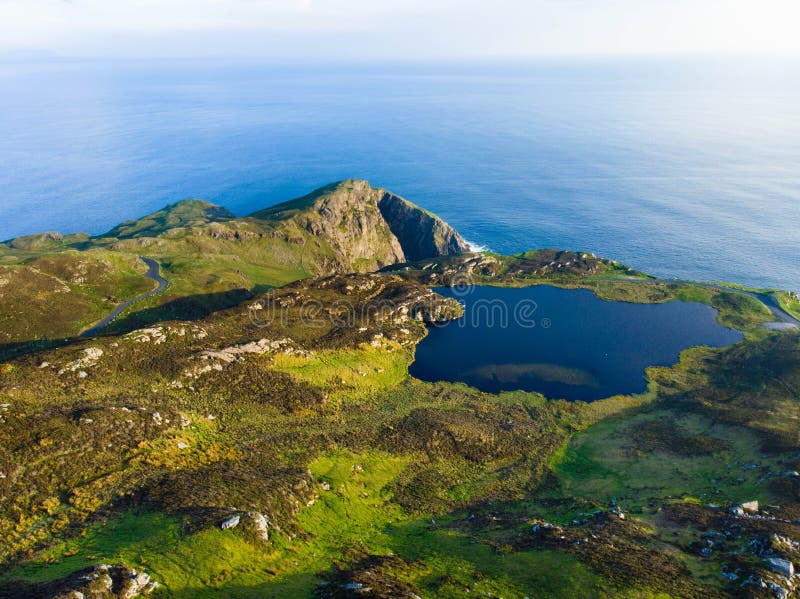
251, 180, 468, 272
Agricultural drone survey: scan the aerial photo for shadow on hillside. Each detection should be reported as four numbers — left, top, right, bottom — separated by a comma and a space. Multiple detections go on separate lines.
103, 288, 255, 335
0, 580, 43, 599
0, 578, 309, 599
0, 339, 70, 363
0, 288, 260, 362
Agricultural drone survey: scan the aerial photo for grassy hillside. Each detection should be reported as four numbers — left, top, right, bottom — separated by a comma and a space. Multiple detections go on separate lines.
0, 264, 798, 597
101, 200, 236, 240
0, 251, 155, 345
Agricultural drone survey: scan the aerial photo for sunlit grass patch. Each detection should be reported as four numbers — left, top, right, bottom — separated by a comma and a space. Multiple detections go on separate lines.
270, 344, 413, 402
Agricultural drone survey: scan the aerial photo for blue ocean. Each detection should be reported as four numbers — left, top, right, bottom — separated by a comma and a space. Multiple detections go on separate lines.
1, 57, 798, 291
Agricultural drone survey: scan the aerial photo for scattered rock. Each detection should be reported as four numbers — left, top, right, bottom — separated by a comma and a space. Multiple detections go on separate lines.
182, 338, 310, 378
766, 557, 794, 579
768, 582, 789, 599
126, 327, 167, 344
244, 512, 270, 542
221, 515, 241, 530
741, 500, 759, 513
47, 564, 158, 598
731, 500, 759, 517
609, 505, 626, 520
58, 347, 104, 375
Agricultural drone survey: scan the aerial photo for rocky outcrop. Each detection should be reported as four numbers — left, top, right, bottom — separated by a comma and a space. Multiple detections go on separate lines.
7, 231, 64, 250
243, 511, 270, 542
32, 564, 159, 599
251, 180, 468, 273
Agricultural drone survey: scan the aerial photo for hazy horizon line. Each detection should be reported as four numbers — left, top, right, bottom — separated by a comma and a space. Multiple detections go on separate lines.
2, 49, 800, 65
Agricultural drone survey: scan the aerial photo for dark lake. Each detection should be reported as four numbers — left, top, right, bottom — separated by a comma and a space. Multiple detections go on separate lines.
409, 286, 743, 401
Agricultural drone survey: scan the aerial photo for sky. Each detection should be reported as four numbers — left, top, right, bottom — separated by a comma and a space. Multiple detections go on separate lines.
1, 0, 800, 59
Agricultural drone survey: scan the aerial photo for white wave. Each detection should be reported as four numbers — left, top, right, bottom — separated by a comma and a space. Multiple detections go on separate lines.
464, 239, 491, 253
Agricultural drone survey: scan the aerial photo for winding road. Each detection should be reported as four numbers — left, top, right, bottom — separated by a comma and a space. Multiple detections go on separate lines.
81, 257, 168, 337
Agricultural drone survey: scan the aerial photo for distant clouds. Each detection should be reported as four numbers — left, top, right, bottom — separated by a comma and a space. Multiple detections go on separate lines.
1, 0, 799, 59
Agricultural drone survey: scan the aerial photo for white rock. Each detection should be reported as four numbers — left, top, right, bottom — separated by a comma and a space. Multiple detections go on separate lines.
766, 557, 795, 578
247, 511, 269, 542
768, 582, 789, 599
741, 500, 759, 513
83, 347, 104, 362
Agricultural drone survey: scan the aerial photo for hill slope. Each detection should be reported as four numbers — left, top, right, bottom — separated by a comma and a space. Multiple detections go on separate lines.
100, 199, 235, 239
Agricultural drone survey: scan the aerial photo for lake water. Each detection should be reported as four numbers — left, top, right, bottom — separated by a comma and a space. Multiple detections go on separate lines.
409, 286, 743, 401
1, 57, 799, 291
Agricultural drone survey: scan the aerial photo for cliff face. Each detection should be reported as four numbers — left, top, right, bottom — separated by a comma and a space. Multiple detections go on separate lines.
251, 180, 468, 272
377, 191, 470, 262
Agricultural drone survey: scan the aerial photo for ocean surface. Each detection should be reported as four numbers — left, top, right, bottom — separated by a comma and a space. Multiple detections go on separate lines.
410, 286, 743, 401
0, 57, 798, 291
